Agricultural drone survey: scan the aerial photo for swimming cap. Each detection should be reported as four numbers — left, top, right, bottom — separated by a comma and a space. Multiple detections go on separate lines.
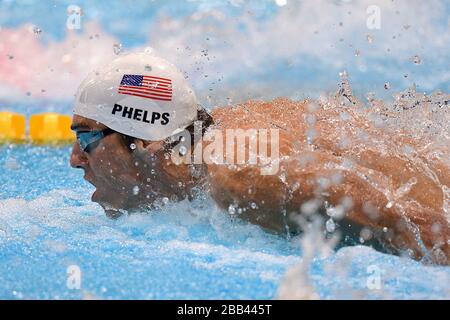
73, 52, 198, 141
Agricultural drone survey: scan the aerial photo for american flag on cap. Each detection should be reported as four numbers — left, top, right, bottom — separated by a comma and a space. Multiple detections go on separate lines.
118, 74, 172, 101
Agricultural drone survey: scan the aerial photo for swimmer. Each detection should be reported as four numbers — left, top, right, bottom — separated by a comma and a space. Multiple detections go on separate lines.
70, 53, 449, 265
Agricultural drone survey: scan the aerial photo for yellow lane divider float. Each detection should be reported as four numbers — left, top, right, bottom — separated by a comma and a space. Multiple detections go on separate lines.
0, 111, 75, 145
30, 113, 75, 144
0, 111, 26, 142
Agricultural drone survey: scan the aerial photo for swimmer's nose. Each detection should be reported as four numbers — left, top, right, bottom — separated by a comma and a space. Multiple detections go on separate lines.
70, 142, 89, 169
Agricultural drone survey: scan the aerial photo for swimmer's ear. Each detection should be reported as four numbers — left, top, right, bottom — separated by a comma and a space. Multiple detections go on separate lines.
134, 139, 165, 158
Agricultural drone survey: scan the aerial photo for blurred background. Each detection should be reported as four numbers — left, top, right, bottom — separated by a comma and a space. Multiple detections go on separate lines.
1, 0, 449, 116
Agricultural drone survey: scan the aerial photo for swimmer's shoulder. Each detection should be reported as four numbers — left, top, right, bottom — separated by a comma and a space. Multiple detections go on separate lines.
210, 98, 310, 130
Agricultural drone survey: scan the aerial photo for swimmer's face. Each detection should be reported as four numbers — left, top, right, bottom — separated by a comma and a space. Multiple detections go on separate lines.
70, 115, 143, 217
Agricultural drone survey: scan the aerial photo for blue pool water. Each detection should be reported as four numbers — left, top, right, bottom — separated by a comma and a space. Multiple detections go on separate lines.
0, 145, 449, 299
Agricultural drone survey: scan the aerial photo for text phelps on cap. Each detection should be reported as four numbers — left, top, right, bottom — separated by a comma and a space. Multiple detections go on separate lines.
112, 103, 170, 125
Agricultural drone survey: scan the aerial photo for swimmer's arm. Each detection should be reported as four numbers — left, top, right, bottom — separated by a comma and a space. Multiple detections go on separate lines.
207, 151, 450, 264
321, 165, 450, 264
208, 163, 293, 232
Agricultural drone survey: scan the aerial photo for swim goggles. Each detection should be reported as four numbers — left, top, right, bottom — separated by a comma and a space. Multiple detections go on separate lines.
76, 128, 116, 153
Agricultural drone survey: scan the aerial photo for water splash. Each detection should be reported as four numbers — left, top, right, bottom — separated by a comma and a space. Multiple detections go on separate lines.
336, 70, 357, 105
277, 216, 338, 299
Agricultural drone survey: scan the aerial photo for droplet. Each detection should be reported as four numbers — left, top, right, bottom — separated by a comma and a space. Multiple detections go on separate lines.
326, 218, 336, 233
326, 205, 345, 220
354, 49, 361, 57
305, 114, 316, 126
360, 228, 372, 241
366, 92, 375, 102
291, 182, 300, 192
383, 227, 388, 233
250, 202, 257, 209
306, 129, 316, 145
275, 0, 287, 6
130, 143, 136, 150
179, 145, 187, 156
132, 186, 140, 195
412, 55, 421, 65
366, 34, 373, 43
384, 82, 391, 90
162, 197, 169, 204
33, 26, 42, 35
228, 204, 236, 215
145, 64, 152, 72
113, 43, 122, 55
431, 223, 442, 234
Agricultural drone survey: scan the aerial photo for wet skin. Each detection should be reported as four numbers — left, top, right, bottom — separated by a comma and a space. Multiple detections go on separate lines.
70, 99, 450, 264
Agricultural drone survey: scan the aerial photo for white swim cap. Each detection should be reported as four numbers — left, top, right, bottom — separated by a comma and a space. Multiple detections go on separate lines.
73, 52, 198, 141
